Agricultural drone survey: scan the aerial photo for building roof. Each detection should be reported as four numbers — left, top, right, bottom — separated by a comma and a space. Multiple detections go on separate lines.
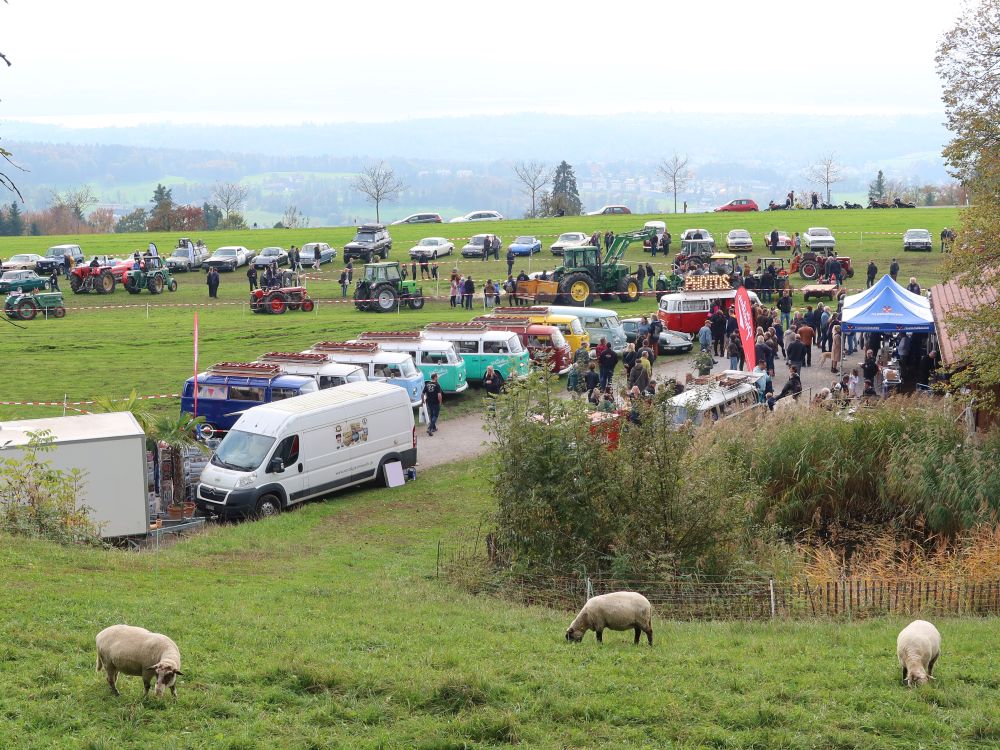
929, 278, 999, 367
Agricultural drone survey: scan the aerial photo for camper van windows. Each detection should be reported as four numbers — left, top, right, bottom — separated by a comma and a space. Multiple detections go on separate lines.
197, 383, 226, 399
456, 340, 479, 354
422, 350, 453, 365
212, 430, 275, 472
271, 387, 301, 401
484, 340, 509, 354
320, 375, 347, 389
230, 386, 265, 402
681, 299, 709, 313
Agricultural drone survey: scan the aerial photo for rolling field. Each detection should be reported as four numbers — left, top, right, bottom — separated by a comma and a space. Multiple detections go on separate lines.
0, 208, 957, 422
2, 459, 998, 749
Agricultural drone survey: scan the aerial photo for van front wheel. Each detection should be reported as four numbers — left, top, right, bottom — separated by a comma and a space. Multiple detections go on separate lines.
255, 494, 282, 519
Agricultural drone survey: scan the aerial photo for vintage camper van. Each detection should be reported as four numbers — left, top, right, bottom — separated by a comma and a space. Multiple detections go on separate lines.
421, 322, 532, 381
303, 342, 424, 407
352, 332, 468, 393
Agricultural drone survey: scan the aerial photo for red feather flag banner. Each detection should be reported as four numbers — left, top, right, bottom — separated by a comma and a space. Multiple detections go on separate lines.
735, 287, 756, 371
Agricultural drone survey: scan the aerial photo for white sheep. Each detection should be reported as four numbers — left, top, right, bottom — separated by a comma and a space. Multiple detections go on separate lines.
896, 619, 941, 687
565, 591, 653, 646
95, 624, 183, 697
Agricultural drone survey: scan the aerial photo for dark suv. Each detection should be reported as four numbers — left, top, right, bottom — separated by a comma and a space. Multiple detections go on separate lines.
343, 224, 392, 262
36, 244, 85, 275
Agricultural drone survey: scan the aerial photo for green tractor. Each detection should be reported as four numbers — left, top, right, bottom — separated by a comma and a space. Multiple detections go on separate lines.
123, 255, 178, 295
353, 261, 425, 312
549, 227, 656, 306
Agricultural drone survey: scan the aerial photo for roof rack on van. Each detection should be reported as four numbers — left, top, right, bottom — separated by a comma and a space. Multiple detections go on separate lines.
493, 306, 550, 315
312, 341, 381, 354
357, 331, 422, 341
259, 351, 329, 364
208, 361, 284, 378
473, 316, 533, 330
424, 322, 490, 332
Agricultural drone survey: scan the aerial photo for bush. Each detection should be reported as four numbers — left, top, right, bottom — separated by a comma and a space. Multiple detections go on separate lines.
0, 431, 104, 545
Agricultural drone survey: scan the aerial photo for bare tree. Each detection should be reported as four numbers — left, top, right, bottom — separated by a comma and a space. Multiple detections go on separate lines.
0, 2, 23, 200
212, 182, 249, 221
281, 205, 304, 229
512, 160, 551, 218
352, 161, 405, 223
658, 154, 693, 214
806, 153, 844, 204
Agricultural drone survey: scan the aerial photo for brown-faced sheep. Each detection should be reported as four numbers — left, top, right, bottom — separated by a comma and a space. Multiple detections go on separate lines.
896, 619, 941, 687
565, 591, 653, 645
96, 624, 183, 697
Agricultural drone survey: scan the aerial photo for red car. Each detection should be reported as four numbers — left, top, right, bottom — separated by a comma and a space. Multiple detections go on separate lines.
714, 199, 759, 212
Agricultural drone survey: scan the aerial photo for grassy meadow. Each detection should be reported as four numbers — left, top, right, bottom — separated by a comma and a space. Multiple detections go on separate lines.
2, 458, 999, 749
0, 208, 957, 422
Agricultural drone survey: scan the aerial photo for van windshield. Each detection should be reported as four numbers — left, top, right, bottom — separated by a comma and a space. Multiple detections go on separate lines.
211, 430, 276, 472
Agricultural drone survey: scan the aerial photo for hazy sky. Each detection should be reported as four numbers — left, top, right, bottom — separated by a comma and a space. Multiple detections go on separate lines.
1, 0, 960, 127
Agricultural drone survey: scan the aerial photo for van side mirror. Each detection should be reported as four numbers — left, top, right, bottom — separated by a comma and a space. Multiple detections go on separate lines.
268, 457, 285, 474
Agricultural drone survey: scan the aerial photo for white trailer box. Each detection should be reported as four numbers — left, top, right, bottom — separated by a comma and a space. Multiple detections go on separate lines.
0, 412, 148, 538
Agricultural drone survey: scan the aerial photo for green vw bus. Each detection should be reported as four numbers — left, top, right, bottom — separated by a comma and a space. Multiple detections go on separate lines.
422, 322, 531, 382
353, 331, 469, 393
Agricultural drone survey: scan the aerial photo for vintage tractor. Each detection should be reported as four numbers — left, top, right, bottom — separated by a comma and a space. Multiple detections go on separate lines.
249, 286, 315, 314
516, 227, 654, 306
353, 262, 425, 312
4, 290, 66, 320
789, 252, 854, 281
122, 255, 178, 295
69, 263, 117, 294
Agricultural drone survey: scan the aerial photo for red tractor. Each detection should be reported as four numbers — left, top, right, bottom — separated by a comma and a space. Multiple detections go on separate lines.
249, 286, 315, 314
69, 264, 117, 294
789, 252, 854, 281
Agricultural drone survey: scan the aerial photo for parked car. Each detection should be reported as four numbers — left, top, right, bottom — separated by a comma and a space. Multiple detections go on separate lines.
509, 236, 542, 256
449, 210, 504, 223
679, 228, 716, 254
0, 269, 50, 293
621, 317, 693, 354
803, 227, 837, 251
391, 212, 443, 225
205, 246, 250, 271
253, 247, 290, 268
549, 231, 589, 256
1, 253, 43, 271
715, 198, 759, 212
903, 228, 933, 252
586, 205, 632, 216
762, 229, 793, 250
343, 224, 392, 262
461, 234, 500, 258
408, 237, 454, 260
642, 221, 667, 252
165, 238, 210, 272
36, 244, 84, 275
301, 242, 337, 265
726, 229, 754, 250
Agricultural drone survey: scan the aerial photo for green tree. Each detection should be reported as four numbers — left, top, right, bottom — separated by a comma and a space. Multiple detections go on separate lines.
7, 201, 25, 236
115, 207, 148, 233
867, 170, 886, 203
937, 0, 1000, 410
548, 160, 582, 216
219, 211, 248, 230
202, 201, 222, 230
0, 205, 8, 236
147, 184, 175, 231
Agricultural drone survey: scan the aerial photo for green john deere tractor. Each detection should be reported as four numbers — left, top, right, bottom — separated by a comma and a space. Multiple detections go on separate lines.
548, 227, 656, 306
353, 261, 425, 312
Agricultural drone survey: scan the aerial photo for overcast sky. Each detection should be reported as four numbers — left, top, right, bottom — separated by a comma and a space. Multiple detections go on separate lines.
1, 0, 959, 127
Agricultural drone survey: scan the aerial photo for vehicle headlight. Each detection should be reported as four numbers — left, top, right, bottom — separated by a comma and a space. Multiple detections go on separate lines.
235, 472, 257, 488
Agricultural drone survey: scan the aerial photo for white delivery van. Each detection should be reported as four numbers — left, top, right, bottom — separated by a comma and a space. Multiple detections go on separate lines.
256, 351, 367, 390
196, 381, 416, 520
0, 412, 148, 538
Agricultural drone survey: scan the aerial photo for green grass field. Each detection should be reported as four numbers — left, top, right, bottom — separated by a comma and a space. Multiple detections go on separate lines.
0, 208, 957, 422
1, 459, 997, 749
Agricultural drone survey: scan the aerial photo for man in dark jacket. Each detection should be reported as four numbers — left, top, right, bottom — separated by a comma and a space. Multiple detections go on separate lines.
506, 247, 515, 276
777, 290, 793, 329
598, 345, 618, 390
786, 335, 806, 371
770, 229, 779, 253
710, 309, 727, 357
889, 258, 900, 281
866, 260, 878, 288
206, 267, 220, 298
247, 264, 258, 291
778, 367, 802, 400
463, 276, 475, 309
649, 233, 658, 256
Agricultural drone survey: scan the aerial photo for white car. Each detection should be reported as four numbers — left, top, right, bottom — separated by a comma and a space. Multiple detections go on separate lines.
726, 229, 754, 251
409, 237, 454, 259
205, 245, 250, 271
1, 253, 43, 271
449, 210, 504, 223
680, 228, 714, 242
549, 231, 590, 256
803, 227, 837, 251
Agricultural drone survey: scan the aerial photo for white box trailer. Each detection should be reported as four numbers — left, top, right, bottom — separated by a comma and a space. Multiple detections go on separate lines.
0, 412, 148, 538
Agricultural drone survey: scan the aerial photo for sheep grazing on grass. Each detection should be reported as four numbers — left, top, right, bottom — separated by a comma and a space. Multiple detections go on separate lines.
565, 591, 653, 646
896, 619, 941, 687
96, 624, 183, 697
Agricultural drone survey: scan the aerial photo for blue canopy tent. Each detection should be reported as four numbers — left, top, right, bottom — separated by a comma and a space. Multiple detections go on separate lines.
842, 275, 935, 333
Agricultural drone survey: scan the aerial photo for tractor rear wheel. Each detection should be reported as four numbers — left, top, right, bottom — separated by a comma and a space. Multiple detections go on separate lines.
559, 272, 593, 307
267, 293, 287, 314
16, 298, 38, 320
148, 274, 165, 294
301, 298, 315, 312
799, 261, 819, 280
97, 270, 115, 294
408, 293, 425, 310
69, 274, 85, 294
373, 284, 398, 313
124, 275, 141, 294
53, 306, 66, 319
617, 275, 640, 303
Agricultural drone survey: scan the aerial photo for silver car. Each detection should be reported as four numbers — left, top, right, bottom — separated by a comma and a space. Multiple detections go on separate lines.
549, 231, 589, 256
409, 237, 454, 259
726, 229, 754, 250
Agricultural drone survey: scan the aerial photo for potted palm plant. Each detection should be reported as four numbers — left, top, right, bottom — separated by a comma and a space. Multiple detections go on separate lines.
693, 350, 714, 376
151, 413, 207, 520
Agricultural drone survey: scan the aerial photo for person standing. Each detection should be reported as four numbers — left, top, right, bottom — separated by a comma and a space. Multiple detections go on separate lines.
831, 325, 842, 374
889, 258, 900, 281
649, 233, 658, 257
423, 373, 443, 436
726, 332, 742, 371
662, 229, 671, 255
811, 192, 819, 210
777, 289, 792, 330
346, 259, 353, 283
645, 262, 654, 290
506, 246, 515, 276
792, 232, 801, 256
206, 267, 220, 298
449, 274, 459, 308
711, 307, 727, 357
798, 320, 814, 367
463, 275, 475, 310
411, 259, 418, 280
339, 269, 349, 297
432, 263, 439, 281
491, 234, 501, 260
636, 263, 646, 292
698, 319, 713, 355
770, 228, 779, 254
48, 268, 60, 291
312, 245, 321, 270
866, 260, 878, 288
598, 342, 618, 391
247, 264, 258, 291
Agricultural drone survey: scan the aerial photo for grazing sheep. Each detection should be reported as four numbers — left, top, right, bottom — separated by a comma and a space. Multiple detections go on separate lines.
565, 591, 653, 646
95, 624, 183, 697
896, 619, 941, 687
